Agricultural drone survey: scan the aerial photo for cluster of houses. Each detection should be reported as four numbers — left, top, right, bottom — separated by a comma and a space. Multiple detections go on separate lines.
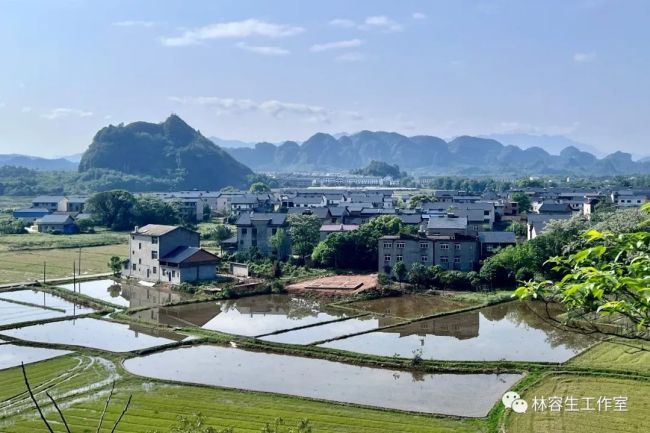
13, 195, 90, 234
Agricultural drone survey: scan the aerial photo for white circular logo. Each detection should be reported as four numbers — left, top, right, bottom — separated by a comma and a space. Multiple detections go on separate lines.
511, 399, 529, 414
502, 391, 521, 409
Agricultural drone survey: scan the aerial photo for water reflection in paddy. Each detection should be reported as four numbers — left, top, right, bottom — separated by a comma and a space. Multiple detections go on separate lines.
260, 315, 384, 345
132, 294, 350, 336
319, 302, 593, 362
123, 345, 522, 417
58, 279, 190, 308
0, 342, 70, 370
0, 290, 94, 326
0, 318, 177, 352
349, 294, 477, 319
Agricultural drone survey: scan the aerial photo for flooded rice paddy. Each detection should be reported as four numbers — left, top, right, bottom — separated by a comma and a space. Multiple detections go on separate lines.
58, 279, 191, 308
348, 294, 477, 318
0, 342, 70, 369
260, 315, 384, 345
132, 294, 352, 337
0, 289, 94, 326
0, 318, 176, 352
123, 345, 523, 417
319, 301, 593, 362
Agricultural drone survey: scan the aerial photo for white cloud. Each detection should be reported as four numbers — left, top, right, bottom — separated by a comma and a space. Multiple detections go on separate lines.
412, 12, 428, 20
329, 18, 356, 28
573, 52, 596, 63
42, 108, 93, 120
21, 106, 32, 113
170, 96, 362, 124
335, 52, 364, 62
160, 19, 304, 47
112, 20, 155, 28
236, 42, 290, 56
310, 39, 364, 52
360, 16, 402, 32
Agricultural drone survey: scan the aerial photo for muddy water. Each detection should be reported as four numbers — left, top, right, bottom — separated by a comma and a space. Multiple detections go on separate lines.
349, 294, 476, 318
0, 289, 95, 325
133, 294, 349, 336
58, 279, 190, 308
0, 343, 70, 369
0, 318, 176, 352
319, 301, 593, 362
123, 345, 523, 416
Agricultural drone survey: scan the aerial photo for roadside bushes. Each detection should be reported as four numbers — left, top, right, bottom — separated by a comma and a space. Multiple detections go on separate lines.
401, 264, 484, 291
0, 217, 27, 234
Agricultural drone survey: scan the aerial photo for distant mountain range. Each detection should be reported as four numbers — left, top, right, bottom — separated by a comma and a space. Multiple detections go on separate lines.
226, 131, 650, 176
208, 136, 255, 149
480, 133, 604, 157
0, 154, 78, 171
78, 115, 253, 189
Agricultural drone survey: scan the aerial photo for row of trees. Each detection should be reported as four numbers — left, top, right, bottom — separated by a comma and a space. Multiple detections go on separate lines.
86, 190, 197, 230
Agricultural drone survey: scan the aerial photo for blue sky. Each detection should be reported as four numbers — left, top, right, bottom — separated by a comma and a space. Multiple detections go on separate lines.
1, 0, 648, 157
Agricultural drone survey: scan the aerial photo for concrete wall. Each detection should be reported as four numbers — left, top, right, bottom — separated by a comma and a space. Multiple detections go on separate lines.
379, 237, 478, 274
127, 228, 199, 282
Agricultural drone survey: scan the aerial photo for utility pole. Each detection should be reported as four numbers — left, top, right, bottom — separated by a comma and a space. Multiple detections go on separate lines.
78, 247, 82, 277
73, 262, 76, 292
43, 262, 46, 285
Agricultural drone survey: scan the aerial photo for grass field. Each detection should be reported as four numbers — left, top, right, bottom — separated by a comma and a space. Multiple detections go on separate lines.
0, 244, 127, 284
0, 230, 129, 252
505, 374, 650, 433
0, 196, 33, 210
569, 340, 650, 374
0, 355, 484, 433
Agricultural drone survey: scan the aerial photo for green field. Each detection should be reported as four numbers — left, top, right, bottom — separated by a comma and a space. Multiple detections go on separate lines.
505, 374, 650, 433
0, 355, 483, 433
0, 230, 129, 252
569, 340, 650, 374
0, 243, 127, 284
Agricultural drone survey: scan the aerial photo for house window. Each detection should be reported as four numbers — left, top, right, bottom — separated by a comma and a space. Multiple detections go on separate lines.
396, 255, 403, 262
138, 242, 142, 250
421, 255, 428, 262
441, 256, 449, 263
132, 263, 136, 270
383, 242, 393, 248
420, 242, 428, 249
151, 251, 158, 259
272, 228, 277, 235
384, 254, 391, 262
454, 257, 461, 263
152, 237, 158, 244
242, 228, 247, 234
440, 243, 449, 250
131, 235, 135, 240
454, 243, 461, 250
138, 258, 141, 264
396, 242, 405, 248
172, 270, 176, 277
484, 210, 490, 215
153, 267, 157, 274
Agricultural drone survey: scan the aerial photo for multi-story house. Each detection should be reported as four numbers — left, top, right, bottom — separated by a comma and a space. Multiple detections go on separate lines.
235, 212, 289, 255
125, 224, 217, 284
378, 233, 479, 274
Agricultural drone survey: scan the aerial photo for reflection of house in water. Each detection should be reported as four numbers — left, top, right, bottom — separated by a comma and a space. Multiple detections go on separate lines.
133, 302, 222, 328
120, 282, 190, 309
128, 322, 187, 342
379, 310, 480, 340
225, 295, 323, 319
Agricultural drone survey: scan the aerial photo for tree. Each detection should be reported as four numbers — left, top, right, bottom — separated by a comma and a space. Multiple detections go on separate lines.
271, 228, 291, 261
109, 256, 123, 276
393, 261, 407, 287
515, 202, 650, 341
511, 192, 532, 213
507, 221, 527, 237
86, 190, 137, 230
249, 182, 271, 193
133, 195, 180, 226
407, 263, 433, 290
0, 218, 26, 234
287, 214, 322, 261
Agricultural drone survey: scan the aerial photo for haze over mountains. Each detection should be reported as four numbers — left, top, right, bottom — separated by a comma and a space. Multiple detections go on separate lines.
226, 131, 650, 176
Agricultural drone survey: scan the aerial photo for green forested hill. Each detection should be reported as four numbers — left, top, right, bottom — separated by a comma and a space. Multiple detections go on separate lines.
79, 114, 253, 189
